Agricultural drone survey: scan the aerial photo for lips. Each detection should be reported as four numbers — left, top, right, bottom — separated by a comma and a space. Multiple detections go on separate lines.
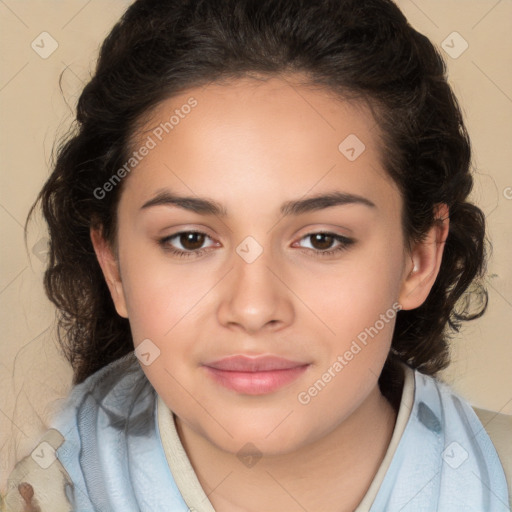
202, 355, 310, 395
205, 355, 306, 372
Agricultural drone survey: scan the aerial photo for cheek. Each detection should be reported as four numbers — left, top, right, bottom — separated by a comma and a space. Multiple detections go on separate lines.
124, 275, 207, 348
119, 257, 206, 410
294, 247, 404, 342
118, 235, 212, 340
294, 275, 400, 431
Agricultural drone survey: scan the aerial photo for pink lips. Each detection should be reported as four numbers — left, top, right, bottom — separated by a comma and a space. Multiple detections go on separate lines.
203, 355, 309, 395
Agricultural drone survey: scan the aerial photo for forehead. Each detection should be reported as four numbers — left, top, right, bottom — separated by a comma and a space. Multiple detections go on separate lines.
123, 75, 399, 218
133, 74, 379, 155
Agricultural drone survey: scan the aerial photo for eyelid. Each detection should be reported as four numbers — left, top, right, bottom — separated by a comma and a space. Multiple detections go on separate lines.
295, 231, 353, 246
159, 230, 219, 249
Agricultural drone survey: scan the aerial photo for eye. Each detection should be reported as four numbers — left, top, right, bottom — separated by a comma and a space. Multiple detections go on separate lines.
158, 230, 355, 259
294, 232, 355, 257
159, 231, 218, 258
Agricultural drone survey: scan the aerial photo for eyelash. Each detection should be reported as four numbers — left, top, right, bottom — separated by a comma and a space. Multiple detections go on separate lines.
158, 230, 355, 259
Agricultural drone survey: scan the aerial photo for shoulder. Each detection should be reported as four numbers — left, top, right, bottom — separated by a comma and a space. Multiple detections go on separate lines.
417, 370, 512, 506
473, 406, 512, 447
395, 368, 511, 508
472, 406, 512, 440
50, 351, 150, 435
472, 406, 512, 500
3, 353, 150, 512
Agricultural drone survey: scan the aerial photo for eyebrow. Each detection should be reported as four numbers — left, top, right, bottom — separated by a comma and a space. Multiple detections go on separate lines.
140, 190, 376, 217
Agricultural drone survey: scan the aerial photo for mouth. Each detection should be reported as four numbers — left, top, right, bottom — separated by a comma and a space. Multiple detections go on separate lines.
202, 355, 310, 395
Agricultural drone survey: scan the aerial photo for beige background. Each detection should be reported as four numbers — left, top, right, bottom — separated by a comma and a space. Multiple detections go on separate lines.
0, 0, 511, 491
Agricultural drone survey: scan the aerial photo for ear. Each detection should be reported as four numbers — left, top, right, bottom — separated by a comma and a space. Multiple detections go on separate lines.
90, 227, 129, 318
398, 204, 450, 311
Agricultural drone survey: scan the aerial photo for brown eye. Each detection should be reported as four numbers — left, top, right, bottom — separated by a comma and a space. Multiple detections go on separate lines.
309, 233, 336, 251
179, 232, 207, 251
159, 230, 218, 259
296, 232, 355, 257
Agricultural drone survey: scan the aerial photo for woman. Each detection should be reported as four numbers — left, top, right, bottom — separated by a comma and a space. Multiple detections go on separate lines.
3, 0, 511, 510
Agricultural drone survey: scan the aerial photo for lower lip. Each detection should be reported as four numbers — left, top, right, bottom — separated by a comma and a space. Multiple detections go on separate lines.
203, 365, 309, 395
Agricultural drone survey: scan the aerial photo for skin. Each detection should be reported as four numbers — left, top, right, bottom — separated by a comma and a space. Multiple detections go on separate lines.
91, 74, 449, 512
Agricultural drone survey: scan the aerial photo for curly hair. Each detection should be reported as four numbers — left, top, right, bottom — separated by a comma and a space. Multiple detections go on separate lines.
28, 0, 487, 397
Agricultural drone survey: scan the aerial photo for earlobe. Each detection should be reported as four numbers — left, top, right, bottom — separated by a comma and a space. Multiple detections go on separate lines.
90, 227, 129, 318
398, 204, 450, 310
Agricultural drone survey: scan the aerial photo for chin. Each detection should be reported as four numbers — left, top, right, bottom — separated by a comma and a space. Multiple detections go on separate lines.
196, 412, 320, 458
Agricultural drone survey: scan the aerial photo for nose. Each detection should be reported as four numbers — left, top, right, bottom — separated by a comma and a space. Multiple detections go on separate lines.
216, 244, 294, 335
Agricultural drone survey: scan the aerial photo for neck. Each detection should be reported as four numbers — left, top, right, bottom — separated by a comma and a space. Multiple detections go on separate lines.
175, 383, 398, 512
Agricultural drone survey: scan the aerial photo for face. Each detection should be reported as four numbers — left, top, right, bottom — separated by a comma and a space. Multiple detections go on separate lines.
92, 75, 443, 456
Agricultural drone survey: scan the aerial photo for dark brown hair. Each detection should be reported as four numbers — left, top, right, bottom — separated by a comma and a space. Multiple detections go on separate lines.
28, 0, 487, 397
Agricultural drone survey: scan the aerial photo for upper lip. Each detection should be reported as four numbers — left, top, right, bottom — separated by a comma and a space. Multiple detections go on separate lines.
204, 355, 309, 372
